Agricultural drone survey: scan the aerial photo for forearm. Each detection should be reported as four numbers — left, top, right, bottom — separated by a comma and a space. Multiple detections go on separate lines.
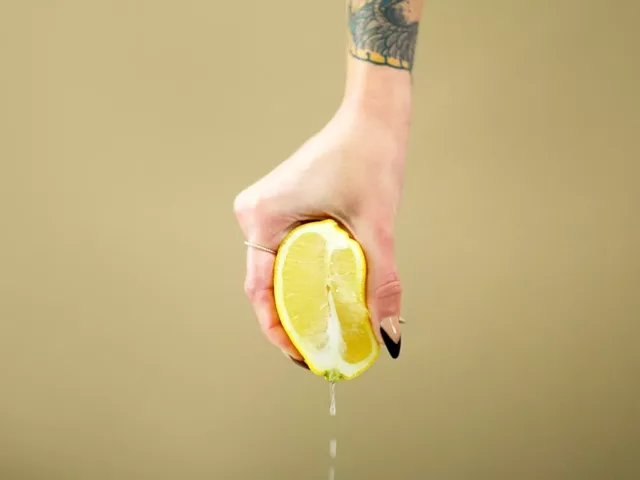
342, 0, 424, 129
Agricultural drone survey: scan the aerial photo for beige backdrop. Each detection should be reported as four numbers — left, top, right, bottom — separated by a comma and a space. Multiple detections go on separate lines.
1, 1, 639, 479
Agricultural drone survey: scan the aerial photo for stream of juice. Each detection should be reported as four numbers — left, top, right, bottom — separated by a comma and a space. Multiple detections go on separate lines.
328, 381, 337, 480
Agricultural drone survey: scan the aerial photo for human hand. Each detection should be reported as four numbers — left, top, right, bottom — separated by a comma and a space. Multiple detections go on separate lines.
234, 63, 412, 365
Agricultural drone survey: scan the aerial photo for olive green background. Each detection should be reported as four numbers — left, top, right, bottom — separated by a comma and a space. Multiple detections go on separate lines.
1, 1, 639, 479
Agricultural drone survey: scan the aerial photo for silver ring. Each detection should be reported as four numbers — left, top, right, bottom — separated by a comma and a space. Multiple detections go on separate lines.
244, 241, 277, 255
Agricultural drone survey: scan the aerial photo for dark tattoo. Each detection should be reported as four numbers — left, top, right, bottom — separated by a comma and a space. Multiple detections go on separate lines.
348, 0, 420, 71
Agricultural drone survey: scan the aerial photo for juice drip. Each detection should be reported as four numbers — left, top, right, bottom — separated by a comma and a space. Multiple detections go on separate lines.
328, 382, 337, 479
328, 438, 337, 480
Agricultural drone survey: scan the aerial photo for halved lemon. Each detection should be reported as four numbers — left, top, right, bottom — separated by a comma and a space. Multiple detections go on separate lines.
273, 219, 380, 382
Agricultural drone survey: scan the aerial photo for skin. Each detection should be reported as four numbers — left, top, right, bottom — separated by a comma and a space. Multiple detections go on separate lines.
234, 0, 424, 362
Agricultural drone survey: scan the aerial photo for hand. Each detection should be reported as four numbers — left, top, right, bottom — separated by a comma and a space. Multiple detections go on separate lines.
234, 98, 409, 364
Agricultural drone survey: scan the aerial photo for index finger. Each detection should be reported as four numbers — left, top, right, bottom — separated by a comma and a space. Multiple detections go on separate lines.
243, 246, 303, 361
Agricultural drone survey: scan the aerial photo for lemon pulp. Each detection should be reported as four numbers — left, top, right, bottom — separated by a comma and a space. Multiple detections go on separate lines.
273, 219, 379, 381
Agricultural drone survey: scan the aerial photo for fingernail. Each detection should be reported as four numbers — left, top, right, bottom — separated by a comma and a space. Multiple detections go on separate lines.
380, 316, 402, 359
282, 350, 310, 370
290, 357, 310, 370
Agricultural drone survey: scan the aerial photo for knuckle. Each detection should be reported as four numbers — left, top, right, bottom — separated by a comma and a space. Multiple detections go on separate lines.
233, 189, 272, 230
260, 320, 279, 337
360, 214, 395, 249
233, 190, 254, 221
375, 275, 403, 303
375, 225, 395, 250
243, 277, 265, 303
232, 191, 245, 217
373, 275, 403, 318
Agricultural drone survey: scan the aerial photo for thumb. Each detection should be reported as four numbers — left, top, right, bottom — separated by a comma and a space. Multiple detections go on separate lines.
358, 225, 403, 359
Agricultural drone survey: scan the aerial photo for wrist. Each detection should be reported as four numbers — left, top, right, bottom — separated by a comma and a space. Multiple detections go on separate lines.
341, 57, 413, 135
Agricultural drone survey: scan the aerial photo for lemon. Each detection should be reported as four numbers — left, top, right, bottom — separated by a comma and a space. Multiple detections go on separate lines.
273, 219, 380, 382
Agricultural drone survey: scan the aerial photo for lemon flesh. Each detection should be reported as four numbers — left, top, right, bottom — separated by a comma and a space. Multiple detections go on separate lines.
273, 219, 379, 381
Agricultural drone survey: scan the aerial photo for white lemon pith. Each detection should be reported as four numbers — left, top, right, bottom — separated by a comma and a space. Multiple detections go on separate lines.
273, 219, 380, 381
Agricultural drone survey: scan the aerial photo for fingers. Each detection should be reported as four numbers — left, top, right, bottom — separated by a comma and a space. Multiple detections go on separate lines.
356, 222, 403, 359
243, 246, 304, 361
234, 189, 307, 364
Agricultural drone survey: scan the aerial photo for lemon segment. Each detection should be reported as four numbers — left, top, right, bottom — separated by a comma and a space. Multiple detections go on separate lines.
273, 219, 379, 381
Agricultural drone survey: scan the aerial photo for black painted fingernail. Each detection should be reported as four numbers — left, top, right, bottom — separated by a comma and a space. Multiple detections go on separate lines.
282, 350, 310, 370
380, 316, 402, 359
289, 357, 310, 370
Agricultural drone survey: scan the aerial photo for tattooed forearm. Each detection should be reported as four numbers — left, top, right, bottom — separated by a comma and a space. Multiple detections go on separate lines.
348, 0, 421, 71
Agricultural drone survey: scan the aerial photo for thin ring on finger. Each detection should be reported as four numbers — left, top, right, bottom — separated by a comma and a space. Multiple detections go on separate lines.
244, 241, 277, 255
